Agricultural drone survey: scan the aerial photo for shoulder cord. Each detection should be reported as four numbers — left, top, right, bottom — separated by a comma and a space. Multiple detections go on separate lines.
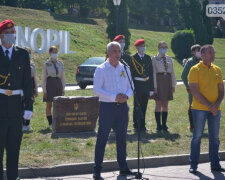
131, 56, 144, 75
0, 74, 8, 85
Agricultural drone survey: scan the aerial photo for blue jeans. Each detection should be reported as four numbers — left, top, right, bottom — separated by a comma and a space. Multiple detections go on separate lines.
190, 110, 221, 170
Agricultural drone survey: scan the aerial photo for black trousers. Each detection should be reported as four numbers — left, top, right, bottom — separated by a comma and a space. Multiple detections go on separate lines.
0, 117, 23, 180
133, 91, 149, 129
94, 102, 129, 173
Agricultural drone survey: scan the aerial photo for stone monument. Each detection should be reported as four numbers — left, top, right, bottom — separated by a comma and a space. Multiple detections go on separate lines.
52, 96, 99, 135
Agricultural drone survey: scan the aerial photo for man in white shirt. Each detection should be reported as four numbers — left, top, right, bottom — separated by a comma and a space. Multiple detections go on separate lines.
93, 41, 134, 180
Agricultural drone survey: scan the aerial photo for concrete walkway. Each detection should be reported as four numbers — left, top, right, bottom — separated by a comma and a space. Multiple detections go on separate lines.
22, 161, 225, 180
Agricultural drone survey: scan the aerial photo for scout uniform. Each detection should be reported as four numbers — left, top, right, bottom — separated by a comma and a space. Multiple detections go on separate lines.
0, 20, 33, 180
42, 59, 65, 101
31, 62, 38, 96
131, 39, 154, 131
42, 58, 65, 126
152, 54, 176, 131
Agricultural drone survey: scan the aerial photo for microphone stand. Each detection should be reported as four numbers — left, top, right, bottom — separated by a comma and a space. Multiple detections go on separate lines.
120, 59, 149, 180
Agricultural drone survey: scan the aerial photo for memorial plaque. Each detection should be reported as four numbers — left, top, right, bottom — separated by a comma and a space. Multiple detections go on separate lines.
52, 96, 99, 133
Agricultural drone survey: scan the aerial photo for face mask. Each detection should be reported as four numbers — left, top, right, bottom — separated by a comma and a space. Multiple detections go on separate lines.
195, 51, 201, 58
120, 42, 125, 50
3, 33, 16, 44
159, 48, 168, 55
51, 53, 58, 59
139, 46, 146, 53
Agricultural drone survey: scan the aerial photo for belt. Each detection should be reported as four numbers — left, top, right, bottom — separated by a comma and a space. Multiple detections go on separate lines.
134, 77, 149, 82
0, 88, 23, 96
157, 72, 170, 75
47, 76, 59, 79
100, 102, 125, 106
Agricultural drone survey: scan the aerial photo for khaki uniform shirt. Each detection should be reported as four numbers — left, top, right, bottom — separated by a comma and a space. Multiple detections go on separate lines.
152, 54, 176, 88
41, 59, 66, 93
30, 62, 38, 92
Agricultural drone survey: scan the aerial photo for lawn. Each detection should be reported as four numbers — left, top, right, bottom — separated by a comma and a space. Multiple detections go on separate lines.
0, 6, 224, 84
5, 84, 223, 168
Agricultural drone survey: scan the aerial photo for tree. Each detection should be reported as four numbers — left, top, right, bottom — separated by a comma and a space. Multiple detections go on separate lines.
128, 0, 180, 27
106, 0, 131, 50
45, 0, 64, 13
178, 0, 213, 45
189, 0, 208, 45
5, 0, 17, 7
0, 0, 4, 5
201, 0, 213, 44
19, 0, 46, 9
178, 0, 192, 28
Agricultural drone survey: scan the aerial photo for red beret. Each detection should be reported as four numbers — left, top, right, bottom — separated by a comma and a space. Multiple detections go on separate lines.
134, 39, 145, 46
113, 35, 125, 41
0, 19, 15, 33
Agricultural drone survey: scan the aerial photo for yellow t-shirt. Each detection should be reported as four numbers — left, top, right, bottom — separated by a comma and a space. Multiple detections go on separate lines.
188, 61, 223, 111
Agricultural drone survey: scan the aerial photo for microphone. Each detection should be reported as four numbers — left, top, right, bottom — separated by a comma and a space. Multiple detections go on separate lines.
120, 59, 129, 67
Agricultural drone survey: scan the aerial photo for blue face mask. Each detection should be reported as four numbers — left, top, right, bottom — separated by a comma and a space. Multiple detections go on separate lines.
139, 46, 146, 53
51, 53, 58, 60
120, 42, 125, 50
159, 48, 168, 55
3, 34, 16, 45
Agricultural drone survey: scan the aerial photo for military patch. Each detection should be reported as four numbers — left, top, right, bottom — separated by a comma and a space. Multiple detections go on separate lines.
7, 23, 12, 28
215, 73, 220, 80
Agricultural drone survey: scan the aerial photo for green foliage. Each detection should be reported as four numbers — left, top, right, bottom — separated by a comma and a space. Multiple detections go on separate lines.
18, 0, 46, 9
177, 0, 192, 28
0, 0, 4, 5
106, 0, 131, 50
5, 0, 17, 7
201, 0, 213, 44
178, 0, 213, 45
214, 25, 224, 38
171, 29, 195, 63
189, 0, 208, 45
128, 0, 180, 27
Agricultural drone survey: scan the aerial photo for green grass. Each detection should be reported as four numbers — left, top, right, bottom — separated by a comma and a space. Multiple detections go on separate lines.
0, 6, 224, 84
4, 84, 221, 168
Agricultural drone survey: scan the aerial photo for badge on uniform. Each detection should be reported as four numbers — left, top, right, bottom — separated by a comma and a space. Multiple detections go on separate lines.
121, 71, 125, 78
215, 73, 220, 80
46, 63, 52, 67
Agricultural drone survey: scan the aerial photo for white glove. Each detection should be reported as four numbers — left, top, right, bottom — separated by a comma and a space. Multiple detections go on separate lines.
23, 110, 33, 120
149, 91, 154, 96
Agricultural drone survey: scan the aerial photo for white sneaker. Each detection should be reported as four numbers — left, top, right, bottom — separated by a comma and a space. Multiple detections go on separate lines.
23, 125, 28, 131
26, 125, 32, 131
23, 125, 32, 131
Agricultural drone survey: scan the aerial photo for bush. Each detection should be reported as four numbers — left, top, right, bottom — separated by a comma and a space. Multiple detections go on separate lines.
171, 29, 195, 64
213, 25, 224, 38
